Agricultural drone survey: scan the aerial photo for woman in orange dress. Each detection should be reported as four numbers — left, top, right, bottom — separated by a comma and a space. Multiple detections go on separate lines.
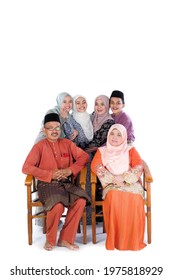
91, 124, 146, 251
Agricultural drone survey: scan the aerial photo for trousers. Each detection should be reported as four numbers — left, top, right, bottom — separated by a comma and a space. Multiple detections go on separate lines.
46, 198, 86, 245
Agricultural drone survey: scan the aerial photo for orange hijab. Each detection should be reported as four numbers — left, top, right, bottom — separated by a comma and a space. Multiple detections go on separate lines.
99, 124, 132, 175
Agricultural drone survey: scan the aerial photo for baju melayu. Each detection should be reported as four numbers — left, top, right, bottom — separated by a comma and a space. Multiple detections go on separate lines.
22, 138, 90, 246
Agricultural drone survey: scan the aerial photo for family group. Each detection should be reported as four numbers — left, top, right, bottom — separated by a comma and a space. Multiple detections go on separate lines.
22, 90, 146, 252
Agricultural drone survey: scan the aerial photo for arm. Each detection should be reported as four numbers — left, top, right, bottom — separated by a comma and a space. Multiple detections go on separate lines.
118, 113, 135, 142
122, 147, 143, 184
91, 150, 115, 188
91, 147, 143, 187
22, 144, 53, 182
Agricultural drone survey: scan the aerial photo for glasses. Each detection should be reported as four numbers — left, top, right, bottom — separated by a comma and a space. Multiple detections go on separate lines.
44, 126, 61, 131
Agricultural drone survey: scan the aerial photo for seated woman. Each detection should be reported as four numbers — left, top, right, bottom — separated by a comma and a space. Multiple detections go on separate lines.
91, 124, 146, 251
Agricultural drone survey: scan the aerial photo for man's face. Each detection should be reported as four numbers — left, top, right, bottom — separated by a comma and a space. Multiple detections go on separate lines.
43, 121, 61, 142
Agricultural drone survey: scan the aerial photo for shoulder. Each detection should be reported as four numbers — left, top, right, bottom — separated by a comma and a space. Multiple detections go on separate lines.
59, 138, 72, 145
29, 139, 48, 153
102, 119, 114, 126
121, 111, 132, 122
129, 147, 142, 165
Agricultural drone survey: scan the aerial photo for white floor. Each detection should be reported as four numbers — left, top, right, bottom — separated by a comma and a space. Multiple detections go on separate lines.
32, 220, 106, 251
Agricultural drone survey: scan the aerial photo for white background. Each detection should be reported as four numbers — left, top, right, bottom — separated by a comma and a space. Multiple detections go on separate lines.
1, 0, 173, 279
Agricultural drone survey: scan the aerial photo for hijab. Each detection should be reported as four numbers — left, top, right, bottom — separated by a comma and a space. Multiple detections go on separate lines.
92, 95, 113, 133
72, 95, 93, 141
99, 124, 132, 175
53, 92, 72, 114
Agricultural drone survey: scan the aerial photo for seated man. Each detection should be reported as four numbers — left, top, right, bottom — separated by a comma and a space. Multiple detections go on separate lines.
22, 113, 90, 251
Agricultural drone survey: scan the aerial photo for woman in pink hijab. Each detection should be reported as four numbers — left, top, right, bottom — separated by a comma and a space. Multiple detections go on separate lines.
91, 124, 146, 251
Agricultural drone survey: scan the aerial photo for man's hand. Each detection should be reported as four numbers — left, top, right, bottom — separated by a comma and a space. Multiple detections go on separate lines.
52, 168, 72, 180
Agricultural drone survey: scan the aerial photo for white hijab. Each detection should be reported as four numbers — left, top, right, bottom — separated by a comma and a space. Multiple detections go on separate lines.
72, 95, 93, 141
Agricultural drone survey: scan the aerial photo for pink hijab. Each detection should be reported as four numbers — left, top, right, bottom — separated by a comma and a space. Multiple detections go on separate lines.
92, 95, 113, 133
99, 124, 132, 174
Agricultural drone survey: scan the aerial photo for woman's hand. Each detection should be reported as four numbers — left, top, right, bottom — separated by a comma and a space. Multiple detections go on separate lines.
70, 130, 78, 140
60, 108, 68, 119
112, 174, 124, 185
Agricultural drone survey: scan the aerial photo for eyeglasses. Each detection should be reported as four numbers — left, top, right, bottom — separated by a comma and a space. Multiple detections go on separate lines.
44, 126, 61, 131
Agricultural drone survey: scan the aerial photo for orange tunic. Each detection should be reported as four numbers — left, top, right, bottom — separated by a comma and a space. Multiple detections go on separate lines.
22, 138, 90, 246
91, 147, 146, 251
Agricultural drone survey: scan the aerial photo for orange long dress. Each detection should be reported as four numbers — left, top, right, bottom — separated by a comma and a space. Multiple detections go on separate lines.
91, 148, 146, 251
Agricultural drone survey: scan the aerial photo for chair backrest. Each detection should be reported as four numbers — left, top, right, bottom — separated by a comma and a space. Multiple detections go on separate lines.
91, 159, 153, 244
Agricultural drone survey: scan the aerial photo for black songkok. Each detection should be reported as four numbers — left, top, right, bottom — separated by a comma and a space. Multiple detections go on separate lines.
44, 113, 60, 125
110, 90, 125, 104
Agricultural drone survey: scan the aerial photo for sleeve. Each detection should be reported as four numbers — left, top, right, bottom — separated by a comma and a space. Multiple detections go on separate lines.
22, 144, 53, 182
122, 147, 143, 184
90, 149, 102, 174
119, 113, 135, 142
91, 150, 114, 188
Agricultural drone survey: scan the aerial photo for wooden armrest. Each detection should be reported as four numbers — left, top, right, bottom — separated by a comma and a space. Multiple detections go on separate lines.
142, 160, 153, 183
79, 166, 87, 185
25, 174, 33, 186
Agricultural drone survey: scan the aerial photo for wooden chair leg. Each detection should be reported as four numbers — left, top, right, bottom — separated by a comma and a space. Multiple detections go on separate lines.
103, 220, 105, 233
82, 210, 87, 244
43, 215, 47, 234
92, 206, 96, 244
77, 221, 81, 233
147, 209, 151, 244
28, 213, 32, 245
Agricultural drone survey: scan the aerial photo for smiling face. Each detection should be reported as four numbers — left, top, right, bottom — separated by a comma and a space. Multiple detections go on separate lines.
43, 121, 61, 142
60, 95, 73, 113
109, 128, 123, 147
110, 97, 125, 116
75, 97, 87, 112
94, 98, 107, 115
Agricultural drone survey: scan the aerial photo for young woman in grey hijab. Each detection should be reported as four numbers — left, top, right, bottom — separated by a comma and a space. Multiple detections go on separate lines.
35, 92, 77, 143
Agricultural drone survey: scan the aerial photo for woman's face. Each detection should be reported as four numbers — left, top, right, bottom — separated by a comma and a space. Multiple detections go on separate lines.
61, 95, 73, 112
75, 97, 87, 112
109, 128, 122, 146
94, 98, 107, 115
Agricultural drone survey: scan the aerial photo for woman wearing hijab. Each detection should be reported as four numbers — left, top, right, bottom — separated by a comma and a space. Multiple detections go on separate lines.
72, 95, 93, 149
86, 95, 114, 154
35, 92, 80, 143
91, 124, 146, 251
85, 95, 115, 222
34, 92, 83, 226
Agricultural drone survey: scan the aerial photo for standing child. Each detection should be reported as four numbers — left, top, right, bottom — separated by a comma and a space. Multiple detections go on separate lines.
109, 90, 135, 144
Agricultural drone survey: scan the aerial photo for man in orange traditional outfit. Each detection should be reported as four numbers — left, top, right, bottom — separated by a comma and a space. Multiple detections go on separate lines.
91, 124, 146, 251
22, 113, 90, 251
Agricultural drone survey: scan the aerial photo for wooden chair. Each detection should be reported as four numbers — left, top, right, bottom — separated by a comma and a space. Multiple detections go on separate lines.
25, 166, 87, 245
91, 160, 153, 244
